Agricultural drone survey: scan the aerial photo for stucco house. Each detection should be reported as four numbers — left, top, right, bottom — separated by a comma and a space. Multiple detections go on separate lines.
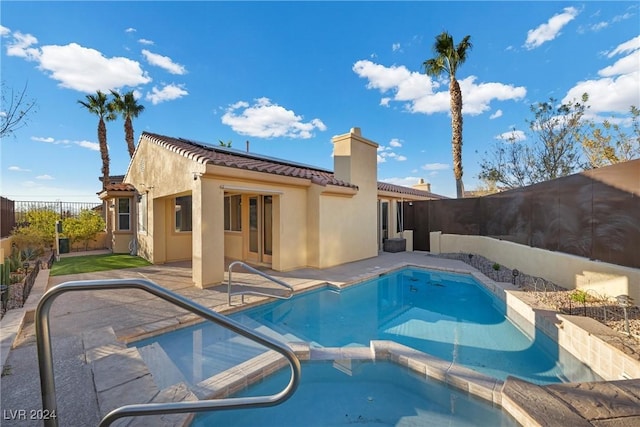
99, 127, 445, 288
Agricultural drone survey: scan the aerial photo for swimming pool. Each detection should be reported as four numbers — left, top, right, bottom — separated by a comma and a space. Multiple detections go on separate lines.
190, 360, 519, 427
134, 267, 599, 387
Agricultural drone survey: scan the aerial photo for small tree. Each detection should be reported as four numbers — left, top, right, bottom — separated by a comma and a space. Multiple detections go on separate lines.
578, 106, 640, 168
1, 81, 38, 139
478, 94, 589, 189
11, 208, 60, 250
63, 210, 105, 251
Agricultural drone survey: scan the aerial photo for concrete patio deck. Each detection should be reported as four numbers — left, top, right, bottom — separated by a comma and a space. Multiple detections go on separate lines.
1, 251, 638, 426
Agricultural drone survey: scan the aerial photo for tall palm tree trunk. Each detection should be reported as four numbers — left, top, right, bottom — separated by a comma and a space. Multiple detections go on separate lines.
98, 118, 110, 189
450, 77, 464, 198
124, 116, 135, 157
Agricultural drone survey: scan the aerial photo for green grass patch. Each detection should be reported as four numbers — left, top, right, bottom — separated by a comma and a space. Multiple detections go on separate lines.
50, 254, 152, 276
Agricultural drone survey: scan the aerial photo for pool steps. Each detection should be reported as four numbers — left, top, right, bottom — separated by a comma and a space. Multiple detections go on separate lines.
137, 343, 188, 389
84, 326, 198, 427
137, 314, 306, 391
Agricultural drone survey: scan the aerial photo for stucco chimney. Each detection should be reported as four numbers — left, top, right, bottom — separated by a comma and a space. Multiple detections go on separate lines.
413, 178, 432, 193
330, 127, 379, 261
332, 127, 378, 186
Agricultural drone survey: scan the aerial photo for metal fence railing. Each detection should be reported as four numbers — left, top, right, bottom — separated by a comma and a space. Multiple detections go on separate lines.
14, 200, 102, 224
1, 199, 103, 237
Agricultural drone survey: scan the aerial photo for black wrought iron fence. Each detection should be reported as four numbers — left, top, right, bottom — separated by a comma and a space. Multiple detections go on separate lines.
13, 200, 102, 226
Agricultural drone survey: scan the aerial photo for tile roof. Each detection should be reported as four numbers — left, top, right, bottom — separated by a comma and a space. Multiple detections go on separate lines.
141, 132, 446, 198
104, 183, 136, 192
142, 132, 357, 189
377, 181, 446, 199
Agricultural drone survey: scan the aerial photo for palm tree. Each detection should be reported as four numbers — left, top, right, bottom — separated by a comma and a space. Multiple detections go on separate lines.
78, 91, 115, 189
424, 31, 472, 198
110, 90, 145, 158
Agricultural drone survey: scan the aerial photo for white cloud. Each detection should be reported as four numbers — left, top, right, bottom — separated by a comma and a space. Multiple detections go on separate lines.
138, 38, 154, 45
392, 43, 401, 52
31, 136, 100, 151
612, 12, 634, 23
8, 166, 30, 172
4, 29, 152, 93
145, 83, 188, 105
76, 140, 100, 151
585, 10, 635, 33
457, 76, 527, 115
31, 136, 55, 143
221, 97, 326, 139
141, 49, 186, 75
0, 25, 10, 36
490, 109, 503, 119
36, 174, 54, 180
353, 60, 434, 99
421, 163, 449, 171
496, 129, 526, 142
125, 28, 136, 33
353, 60, 525, 116
524, 6, 579, 50
40, 43, 151, 92
5, 31, 39, 59
563, 36, 640, 115
377, 141, 407, 163
589, 22, 609, 32
606, 35, 640, 58
598, 49, 639, 77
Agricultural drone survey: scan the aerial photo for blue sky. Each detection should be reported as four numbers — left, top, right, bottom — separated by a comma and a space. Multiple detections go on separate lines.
1, 1, 638, 202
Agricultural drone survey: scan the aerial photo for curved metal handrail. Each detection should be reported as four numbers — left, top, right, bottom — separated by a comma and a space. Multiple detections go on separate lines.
35, 278, 301, 427
228, 261, 294, 305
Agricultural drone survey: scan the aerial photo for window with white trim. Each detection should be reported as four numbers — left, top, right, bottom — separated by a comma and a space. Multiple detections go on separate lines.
118, 198, 131, 231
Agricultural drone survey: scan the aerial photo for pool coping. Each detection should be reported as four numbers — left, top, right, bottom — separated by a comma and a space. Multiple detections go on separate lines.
189, 341, 506, 418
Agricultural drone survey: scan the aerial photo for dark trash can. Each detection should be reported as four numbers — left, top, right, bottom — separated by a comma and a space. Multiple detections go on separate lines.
58, 238, 70, 254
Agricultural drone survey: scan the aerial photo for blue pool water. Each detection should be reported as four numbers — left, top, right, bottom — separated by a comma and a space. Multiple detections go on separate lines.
134, 267, 599, 386
190, 361, 519, 427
